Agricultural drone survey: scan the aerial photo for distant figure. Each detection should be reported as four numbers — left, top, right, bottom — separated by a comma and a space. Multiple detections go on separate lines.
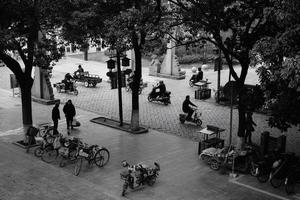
151, 55, 161, 73
245, 111, 256, 144
76, 65, 84, 73
63, 73, 73, 90
197, 67, 203, 81
74, 65, 84, 78
63, 100, 76, 130
154, 80, 166, 98
52, 102, 60, 134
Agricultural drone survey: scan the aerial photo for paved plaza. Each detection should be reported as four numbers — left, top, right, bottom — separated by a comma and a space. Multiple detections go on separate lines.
0, 56, 299, 199
0, 87, 299, 200
2, 56, 296, 153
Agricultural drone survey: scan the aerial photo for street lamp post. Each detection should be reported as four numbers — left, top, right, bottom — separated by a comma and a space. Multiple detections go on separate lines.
106, 50, 130, 126
116, 50, 123, 126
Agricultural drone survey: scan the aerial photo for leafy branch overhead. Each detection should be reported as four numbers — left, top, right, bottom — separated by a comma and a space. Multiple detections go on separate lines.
251, 0, 300, 131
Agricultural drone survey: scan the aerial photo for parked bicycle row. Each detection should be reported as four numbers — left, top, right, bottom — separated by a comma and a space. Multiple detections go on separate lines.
25, 123, 160, 196
25, 124, 109, 176
199, 144, 300, 195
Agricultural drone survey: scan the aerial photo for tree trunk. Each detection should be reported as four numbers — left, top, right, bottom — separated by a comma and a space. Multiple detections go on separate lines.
84, 48, 88, 61
19, 76, 34, 141
235, 61, 249, 149
131, 46, 142, 131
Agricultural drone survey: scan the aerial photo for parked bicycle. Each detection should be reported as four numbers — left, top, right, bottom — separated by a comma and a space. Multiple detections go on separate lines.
58, 137, 82, 167
26, 123, 55, 153
74, 143, 110, 176
41, 134, 62, 163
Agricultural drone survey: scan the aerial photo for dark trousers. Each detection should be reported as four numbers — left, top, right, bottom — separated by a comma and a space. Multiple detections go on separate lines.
53, 119, 58, 131
186, 109, 194, 120
245, 130, 252, 144
66, 116, 73, 129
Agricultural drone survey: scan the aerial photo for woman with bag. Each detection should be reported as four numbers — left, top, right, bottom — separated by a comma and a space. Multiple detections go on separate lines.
63, 99, 76, 130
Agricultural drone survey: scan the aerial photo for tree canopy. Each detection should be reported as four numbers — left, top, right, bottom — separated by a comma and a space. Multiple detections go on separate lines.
0, 0, 66, 129
251, 0, 300, 131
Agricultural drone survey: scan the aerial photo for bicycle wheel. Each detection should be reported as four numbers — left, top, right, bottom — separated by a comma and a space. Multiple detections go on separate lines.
34, 147, 44, 157
257, 173, 269, 183
74, 157, 83, 176
285, 178, 295, 195
41, 146, 58, 163
210, 158, 220, 171
270, 177, 284, 188
95, 148, 110, 167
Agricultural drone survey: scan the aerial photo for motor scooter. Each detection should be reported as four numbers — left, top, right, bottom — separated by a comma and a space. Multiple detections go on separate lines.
147, 83, 171, 105
53, 80, 78, 95
179, 108, 202, 126
120, 160, 160, 196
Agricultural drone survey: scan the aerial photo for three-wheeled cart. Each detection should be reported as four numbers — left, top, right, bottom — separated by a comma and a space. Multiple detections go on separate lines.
73, 71, 102, 87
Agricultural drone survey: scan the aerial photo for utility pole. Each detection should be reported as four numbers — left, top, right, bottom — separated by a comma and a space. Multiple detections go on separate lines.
217, 49, 222, 103
116, 50, 123, 126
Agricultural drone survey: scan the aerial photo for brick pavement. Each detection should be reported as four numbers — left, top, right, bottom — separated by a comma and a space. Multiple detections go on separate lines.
0, 57, 299, 154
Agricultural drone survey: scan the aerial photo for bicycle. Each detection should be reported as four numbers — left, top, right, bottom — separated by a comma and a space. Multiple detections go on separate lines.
58, 137, 82, 167
74, 143, 110, 176
26, 123, 54, 153
33, 123, 57, 157
41, 134, 62, 163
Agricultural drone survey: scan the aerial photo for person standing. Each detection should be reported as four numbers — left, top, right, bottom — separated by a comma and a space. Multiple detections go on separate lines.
63, 100, 76, 129
197, 67, 203, 82
52, 102, 60, 133
245, 111, 256, 144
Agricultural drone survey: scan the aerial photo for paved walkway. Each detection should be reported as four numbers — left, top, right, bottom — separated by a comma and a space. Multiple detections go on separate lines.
53, 58, 299, 153
0, 57, 299, 154
0, 89, 299, 200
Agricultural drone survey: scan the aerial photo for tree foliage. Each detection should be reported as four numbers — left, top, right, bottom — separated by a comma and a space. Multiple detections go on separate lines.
251, 0, 300, 131
0, 0, 65, 128
168, 0, 280, 137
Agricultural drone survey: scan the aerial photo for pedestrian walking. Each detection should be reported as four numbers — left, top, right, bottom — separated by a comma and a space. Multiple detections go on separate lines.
63, 99, 76, 130
245, 111, 256, 144
52, 102, 60, 133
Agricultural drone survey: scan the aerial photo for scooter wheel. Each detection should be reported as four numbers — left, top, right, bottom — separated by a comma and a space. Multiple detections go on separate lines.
189, 80, 194, 87
74, 90, 79, 96
196, 119, 202, 126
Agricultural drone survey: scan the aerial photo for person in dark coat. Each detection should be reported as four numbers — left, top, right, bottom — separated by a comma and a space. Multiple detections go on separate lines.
63, 99, 76, 129
52, 102, 60, 133
245, 111, 256, 144
182, 95, 197, 121
197, 67, 203, 82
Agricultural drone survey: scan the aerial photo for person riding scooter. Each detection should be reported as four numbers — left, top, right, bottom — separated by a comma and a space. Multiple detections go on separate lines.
73, 65, 84, 79
63, 73, 74, 91
154, 80, 166, 98
182, 95, 197, 121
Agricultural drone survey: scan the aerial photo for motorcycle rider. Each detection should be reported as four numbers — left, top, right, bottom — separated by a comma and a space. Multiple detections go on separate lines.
74, 65, 84, 78
63, 73, 73, 91
197, 66, 203, 82
182, 95, 197, 121
154, 80, 166, 98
